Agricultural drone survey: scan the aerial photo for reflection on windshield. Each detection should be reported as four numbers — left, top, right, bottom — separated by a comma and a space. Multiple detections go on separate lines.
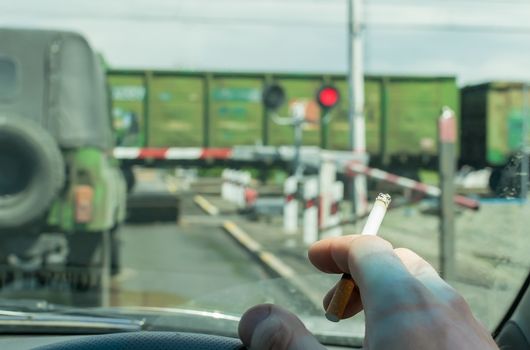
1, 1, 530, 344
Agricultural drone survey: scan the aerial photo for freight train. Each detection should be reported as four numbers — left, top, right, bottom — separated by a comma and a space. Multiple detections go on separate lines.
108, 71, 458, 167
107, 70, 529, 187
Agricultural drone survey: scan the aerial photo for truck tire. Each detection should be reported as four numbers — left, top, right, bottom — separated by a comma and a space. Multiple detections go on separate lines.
0, 117, 65, 229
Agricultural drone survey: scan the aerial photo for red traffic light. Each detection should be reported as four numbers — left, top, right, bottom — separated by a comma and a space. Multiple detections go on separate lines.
316, 86, 340, 109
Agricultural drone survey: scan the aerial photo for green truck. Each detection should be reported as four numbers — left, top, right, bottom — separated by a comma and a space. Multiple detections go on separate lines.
0, 28, 126, 305
108, 71, 459, 171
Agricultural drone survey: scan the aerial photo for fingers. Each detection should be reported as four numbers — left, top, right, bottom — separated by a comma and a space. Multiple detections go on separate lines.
311, 235, 413, 291
312, 236, 469, 320
238, 304, 326, 350
308, 235, 359, 273
345, 236, 427, 316
310, 235, 434, 316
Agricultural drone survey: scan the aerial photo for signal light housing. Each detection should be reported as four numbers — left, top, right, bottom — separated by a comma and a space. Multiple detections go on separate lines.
262, 83, 286, 110
316, 85, 340, 109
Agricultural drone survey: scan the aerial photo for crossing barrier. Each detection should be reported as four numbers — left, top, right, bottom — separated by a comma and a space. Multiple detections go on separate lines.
345, 162, 479, 210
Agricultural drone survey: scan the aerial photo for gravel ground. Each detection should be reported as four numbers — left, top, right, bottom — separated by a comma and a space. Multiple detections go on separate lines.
229, 196, 530, 330
372, 200, 530, 330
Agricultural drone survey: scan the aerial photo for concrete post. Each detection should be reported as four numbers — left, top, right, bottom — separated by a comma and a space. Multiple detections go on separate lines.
239, 171, 251, 208
221, 169, 229, 201
325, 181, 344, 238
319, 159, 336, 231
283, 176, 299, 233
303, 177, 319, 245
438, 107, 457, 280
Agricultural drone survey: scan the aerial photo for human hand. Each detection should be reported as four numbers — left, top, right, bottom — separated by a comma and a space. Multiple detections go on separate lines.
238, 235, 498, 349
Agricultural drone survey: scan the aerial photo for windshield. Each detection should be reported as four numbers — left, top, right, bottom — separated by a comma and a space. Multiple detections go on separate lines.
1, 0, 530, 346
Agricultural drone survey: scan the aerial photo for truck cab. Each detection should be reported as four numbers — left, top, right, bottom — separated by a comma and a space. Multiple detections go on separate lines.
0, 28, 126, 306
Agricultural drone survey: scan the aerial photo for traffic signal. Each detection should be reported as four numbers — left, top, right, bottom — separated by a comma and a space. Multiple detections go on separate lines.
316, 85, 340, 110
262, 83, 285, 110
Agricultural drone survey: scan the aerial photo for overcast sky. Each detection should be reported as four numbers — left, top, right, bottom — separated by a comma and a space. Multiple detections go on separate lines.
2, 0, 530, 85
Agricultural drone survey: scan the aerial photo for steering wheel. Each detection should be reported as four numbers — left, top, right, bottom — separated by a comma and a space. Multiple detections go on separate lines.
33, 332, 246, 350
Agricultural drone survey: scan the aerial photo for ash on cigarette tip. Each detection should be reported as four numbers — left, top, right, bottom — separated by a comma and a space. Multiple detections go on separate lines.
376, 193, 392, 207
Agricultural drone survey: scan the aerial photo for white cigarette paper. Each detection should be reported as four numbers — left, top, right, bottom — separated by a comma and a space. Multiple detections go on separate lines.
361, 193, 391, 236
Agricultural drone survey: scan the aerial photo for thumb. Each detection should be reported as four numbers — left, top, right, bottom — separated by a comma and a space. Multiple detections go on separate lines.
238, 304, 326, 350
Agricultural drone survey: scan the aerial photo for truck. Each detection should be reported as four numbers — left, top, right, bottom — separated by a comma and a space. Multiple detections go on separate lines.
0, 28, 127, 306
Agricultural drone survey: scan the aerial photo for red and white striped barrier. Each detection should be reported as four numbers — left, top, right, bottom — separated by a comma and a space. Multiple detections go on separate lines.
114, 146, 366, 165
114, 147, 233, 160
345, 162, 480, 210
117, 146, 479, 210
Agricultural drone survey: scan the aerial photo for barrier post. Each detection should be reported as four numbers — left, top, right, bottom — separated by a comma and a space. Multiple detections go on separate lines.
438, 107, 457, 280
227, 169, 236, 203
234, 170, 245, 208
283, 176, 298, 233
233, 170, 240, 204
221, 169, 229, 200
240, 171, 252, 208
303, 177, 319, 245
319, 159, 336, 231
325, 181, 344, 238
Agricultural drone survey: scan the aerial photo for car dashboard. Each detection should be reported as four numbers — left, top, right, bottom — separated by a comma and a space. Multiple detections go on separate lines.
0, 332, 360, 349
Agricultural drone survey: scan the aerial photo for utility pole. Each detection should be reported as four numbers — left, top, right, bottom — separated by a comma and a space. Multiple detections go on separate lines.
348, 0, 368, 216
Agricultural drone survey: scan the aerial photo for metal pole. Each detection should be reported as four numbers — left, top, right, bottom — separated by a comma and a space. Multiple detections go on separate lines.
321, 111, 329, 149
348, 0, 368, 217
521, 83, 529, 200
438, 107, 456, 280
293, 119, 303, 179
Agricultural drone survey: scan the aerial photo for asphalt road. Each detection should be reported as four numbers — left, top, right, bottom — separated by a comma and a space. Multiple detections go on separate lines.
112, 180, 306, 316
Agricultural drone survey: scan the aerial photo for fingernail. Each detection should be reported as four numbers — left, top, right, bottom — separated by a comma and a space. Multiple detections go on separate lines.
238, 304, 272, 346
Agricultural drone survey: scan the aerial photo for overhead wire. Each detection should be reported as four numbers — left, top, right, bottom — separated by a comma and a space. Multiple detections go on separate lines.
4, 12, 530, 35
3, 0, 530, 34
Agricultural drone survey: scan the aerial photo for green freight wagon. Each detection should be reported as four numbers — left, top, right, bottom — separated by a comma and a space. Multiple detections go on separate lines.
108, 70, 458, 165
461, 82, 530, 168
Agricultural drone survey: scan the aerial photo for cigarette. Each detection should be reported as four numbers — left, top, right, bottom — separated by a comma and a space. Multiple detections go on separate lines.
325, 193, 391, 322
